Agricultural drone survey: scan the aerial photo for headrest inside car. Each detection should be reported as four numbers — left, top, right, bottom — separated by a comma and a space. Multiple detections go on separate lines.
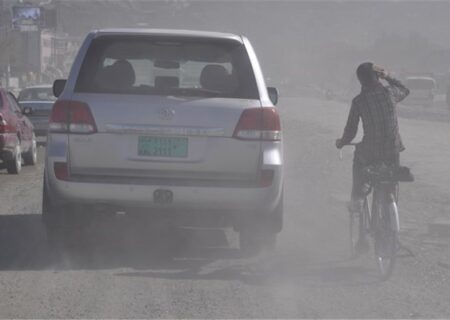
200, 64, 233, 92
97, 59, 136, 91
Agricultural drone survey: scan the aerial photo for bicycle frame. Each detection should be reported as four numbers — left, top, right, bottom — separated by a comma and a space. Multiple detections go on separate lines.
341, 143, 401, 279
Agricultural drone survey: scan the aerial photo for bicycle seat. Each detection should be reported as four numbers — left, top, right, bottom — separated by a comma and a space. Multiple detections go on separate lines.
363, 163, 395, 182
363, 163, 414, 183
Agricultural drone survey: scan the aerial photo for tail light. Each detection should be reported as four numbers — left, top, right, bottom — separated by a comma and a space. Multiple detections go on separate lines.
0, 113, 13, 134
233, 107, 281, 141
49, 100, 97, 134
54, 162, 70, 181
0, 113, 7, 133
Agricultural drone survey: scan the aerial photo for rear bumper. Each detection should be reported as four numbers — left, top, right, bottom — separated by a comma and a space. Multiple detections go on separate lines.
44, 134, 284, 216
46, 172, 283, 215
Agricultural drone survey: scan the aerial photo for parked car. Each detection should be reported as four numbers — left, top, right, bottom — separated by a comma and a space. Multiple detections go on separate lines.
18, 84, 56, 136
0, 88, 37, 174
43, 29, 283, 254
404, 76, 436, 107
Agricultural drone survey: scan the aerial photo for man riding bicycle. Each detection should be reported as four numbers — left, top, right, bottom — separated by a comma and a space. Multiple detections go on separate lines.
336, 62, 410, 252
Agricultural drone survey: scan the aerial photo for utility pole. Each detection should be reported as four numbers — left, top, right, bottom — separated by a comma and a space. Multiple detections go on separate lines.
0, 0, 11, 88
56, 0, 61, 34
0, 0, 5, 86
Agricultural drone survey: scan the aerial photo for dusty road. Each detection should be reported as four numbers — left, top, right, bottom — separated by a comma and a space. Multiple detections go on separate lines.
0, 97, 449, 318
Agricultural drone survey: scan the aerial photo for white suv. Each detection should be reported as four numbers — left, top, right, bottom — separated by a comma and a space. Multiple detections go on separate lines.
43, 29, 283, 253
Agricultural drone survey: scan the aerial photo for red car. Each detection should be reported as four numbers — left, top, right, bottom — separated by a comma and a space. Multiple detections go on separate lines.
0, 89, 37, 174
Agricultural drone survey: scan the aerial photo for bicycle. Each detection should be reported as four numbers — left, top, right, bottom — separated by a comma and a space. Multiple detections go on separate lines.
341, 143, 413, 280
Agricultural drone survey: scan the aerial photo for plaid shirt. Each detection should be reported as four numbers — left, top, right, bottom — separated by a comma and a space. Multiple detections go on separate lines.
341, 77, 410, 163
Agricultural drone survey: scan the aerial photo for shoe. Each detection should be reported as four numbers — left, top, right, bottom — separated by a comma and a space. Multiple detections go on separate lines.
347, 199, 364, 213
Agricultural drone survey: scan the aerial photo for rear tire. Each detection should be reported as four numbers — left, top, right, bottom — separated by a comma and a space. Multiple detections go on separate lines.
6, 142, 22, 174
375, 234, 397, 281
23, 134, 37, 166
373, 193, 397, 280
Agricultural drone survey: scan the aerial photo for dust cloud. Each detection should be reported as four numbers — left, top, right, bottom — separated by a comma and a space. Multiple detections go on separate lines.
1, 1, 450, 318
56, 1, 450, 98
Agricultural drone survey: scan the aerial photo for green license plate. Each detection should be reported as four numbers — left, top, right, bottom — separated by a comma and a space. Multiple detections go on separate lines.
138, 136, 188, 158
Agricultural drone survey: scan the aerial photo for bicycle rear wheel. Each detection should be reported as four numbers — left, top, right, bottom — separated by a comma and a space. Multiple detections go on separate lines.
375, 239, 396, 280
373, 190, 398, 280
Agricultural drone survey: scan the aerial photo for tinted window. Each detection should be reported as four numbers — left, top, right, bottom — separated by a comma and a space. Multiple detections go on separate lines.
18, 87, 56, 101
75, 36, 259, 99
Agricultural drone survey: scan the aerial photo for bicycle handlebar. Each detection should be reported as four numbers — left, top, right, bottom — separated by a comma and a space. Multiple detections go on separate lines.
338, 142, 361, 160
343, 142, 360, 146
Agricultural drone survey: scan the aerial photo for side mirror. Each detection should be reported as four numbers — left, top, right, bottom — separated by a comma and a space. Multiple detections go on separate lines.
53, 79, 67, 98
267, 87, 279, 105
22, 106, 33, 116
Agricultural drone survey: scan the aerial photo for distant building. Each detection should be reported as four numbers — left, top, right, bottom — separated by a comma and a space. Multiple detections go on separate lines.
40, 30, 81, 82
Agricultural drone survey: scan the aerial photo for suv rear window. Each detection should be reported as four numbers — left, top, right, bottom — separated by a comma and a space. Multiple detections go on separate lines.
75, 36, 259, 99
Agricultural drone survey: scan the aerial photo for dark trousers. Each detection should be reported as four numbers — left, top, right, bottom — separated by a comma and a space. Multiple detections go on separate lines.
351, 151, 400, 200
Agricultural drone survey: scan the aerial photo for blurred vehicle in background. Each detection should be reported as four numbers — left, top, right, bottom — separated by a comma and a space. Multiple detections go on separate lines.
404, 76, 436, 107
18, 84, 56, 136
0, 88, 37, 174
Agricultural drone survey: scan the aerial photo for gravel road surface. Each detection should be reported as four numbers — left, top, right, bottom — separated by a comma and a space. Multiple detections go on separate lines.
0, 97, 449, 318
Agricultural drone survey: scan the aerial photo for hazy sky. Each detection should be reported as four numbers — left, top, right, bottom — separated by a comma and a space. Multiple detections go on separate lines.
57, 1, 450, 49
